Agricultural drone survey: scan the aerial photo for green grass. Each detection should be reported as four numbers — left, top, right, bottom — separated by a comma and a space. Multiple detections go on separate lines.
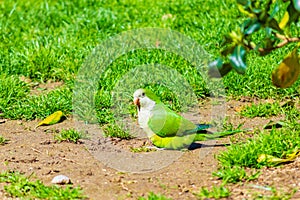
0, 86, 72, 120
213, 121, 300, 185
0, 171, 86, 199
54, 128, 86, 143
213, 166, 261, 184
253, 187, 297, 200
0, 0, 299, 198
194, 186, 230, 199
0, 135, 8, 145
217, 126, 300, 169
213, 116, 245, 132
240, 101, 297, 118
0, 73, 72, 120
138, 192, 172, 200
213, 102, 300, 184
102, 124, 133, 139
0, 0, 299, 125
0, 74, 30, 110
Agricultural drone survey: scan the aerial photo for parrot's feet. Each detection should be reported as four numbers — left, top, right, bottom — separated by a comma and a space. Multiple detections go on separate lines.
145, 146, 165, 151
145, 138, 165, 150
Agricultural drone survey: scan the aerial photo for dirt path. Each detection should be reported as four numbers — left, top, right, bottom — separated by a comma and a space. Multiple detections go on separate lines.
0, 100, 299, 199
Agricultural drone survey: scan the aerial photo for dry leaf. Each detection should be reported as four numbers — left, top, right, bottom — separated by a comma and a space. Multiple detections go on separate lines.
36, 111, 64, 128
234, 103, 251, 112
257, 150, 299, 166
272, 47, 300, 88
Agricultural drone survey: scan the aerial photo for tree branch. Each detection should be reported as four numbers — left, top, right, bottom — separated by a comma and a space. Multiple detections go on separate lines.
257, 34, 300, 54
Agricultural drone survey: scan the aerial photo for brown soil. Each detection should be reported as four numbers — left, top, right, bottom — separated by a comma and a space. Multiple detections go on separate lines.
0, 98, 299, 200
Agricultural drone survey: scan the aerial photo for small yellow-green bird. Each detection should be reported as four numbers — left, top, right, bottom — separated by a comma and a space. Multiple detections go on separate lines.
133, 88, 240, 150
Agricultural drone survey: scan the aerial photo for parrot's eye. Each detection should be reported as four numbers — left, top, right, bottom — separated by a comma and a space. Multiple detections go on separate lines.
141, 92, 145, 97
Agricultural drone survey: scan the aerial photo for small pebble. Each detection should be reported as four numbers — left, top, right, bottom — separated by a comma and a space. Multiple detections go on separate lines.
51, 175, 71, 185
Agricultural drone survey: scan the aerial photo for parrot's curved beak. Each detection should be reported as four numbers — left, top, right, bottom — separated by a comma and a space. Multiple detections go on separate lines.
134, 98, 140, 111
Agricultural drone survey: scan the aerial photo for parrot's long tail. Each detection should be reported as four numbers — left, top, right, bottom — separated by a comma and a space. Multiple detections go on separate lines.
193, 129, 245, 141
195, 124, 211, 132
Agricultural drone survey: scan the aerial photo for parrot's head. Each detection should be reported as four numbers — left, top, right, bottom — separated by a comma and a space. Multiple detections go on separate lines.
133, 88, 160, 111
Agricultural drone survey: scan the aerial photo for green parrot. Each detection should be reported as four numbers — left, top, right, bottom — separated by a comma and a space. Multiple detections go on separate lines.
133, 88, 241, 150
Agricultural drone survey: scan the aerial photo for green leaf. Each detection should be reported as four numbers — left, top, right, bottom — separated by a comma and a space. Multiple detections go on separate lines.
265, 27, 273, 37
229, 45, 247, 74
269, 0, 280, 18
208, 58, 233, 77
209, 57, 223, 69
293, 0, 300, 12
243, 20, 261, 35
221, 45, 235, 56
218, 63, 233, 77
266, 18, 283, 33
281, 3, 300, 28
290, 2, 300, 24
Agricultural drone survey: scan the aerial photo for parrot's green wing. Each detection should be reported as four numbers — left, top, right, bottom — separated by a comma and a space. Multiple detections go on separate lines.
148, 103, 197, 138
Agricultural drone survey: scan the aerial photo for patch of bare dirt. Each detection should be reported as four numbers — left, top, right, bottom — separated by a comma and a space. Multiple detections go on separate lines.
19, 76, 64, 96
30, 81, 64, 96
0, 99, 299, 200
